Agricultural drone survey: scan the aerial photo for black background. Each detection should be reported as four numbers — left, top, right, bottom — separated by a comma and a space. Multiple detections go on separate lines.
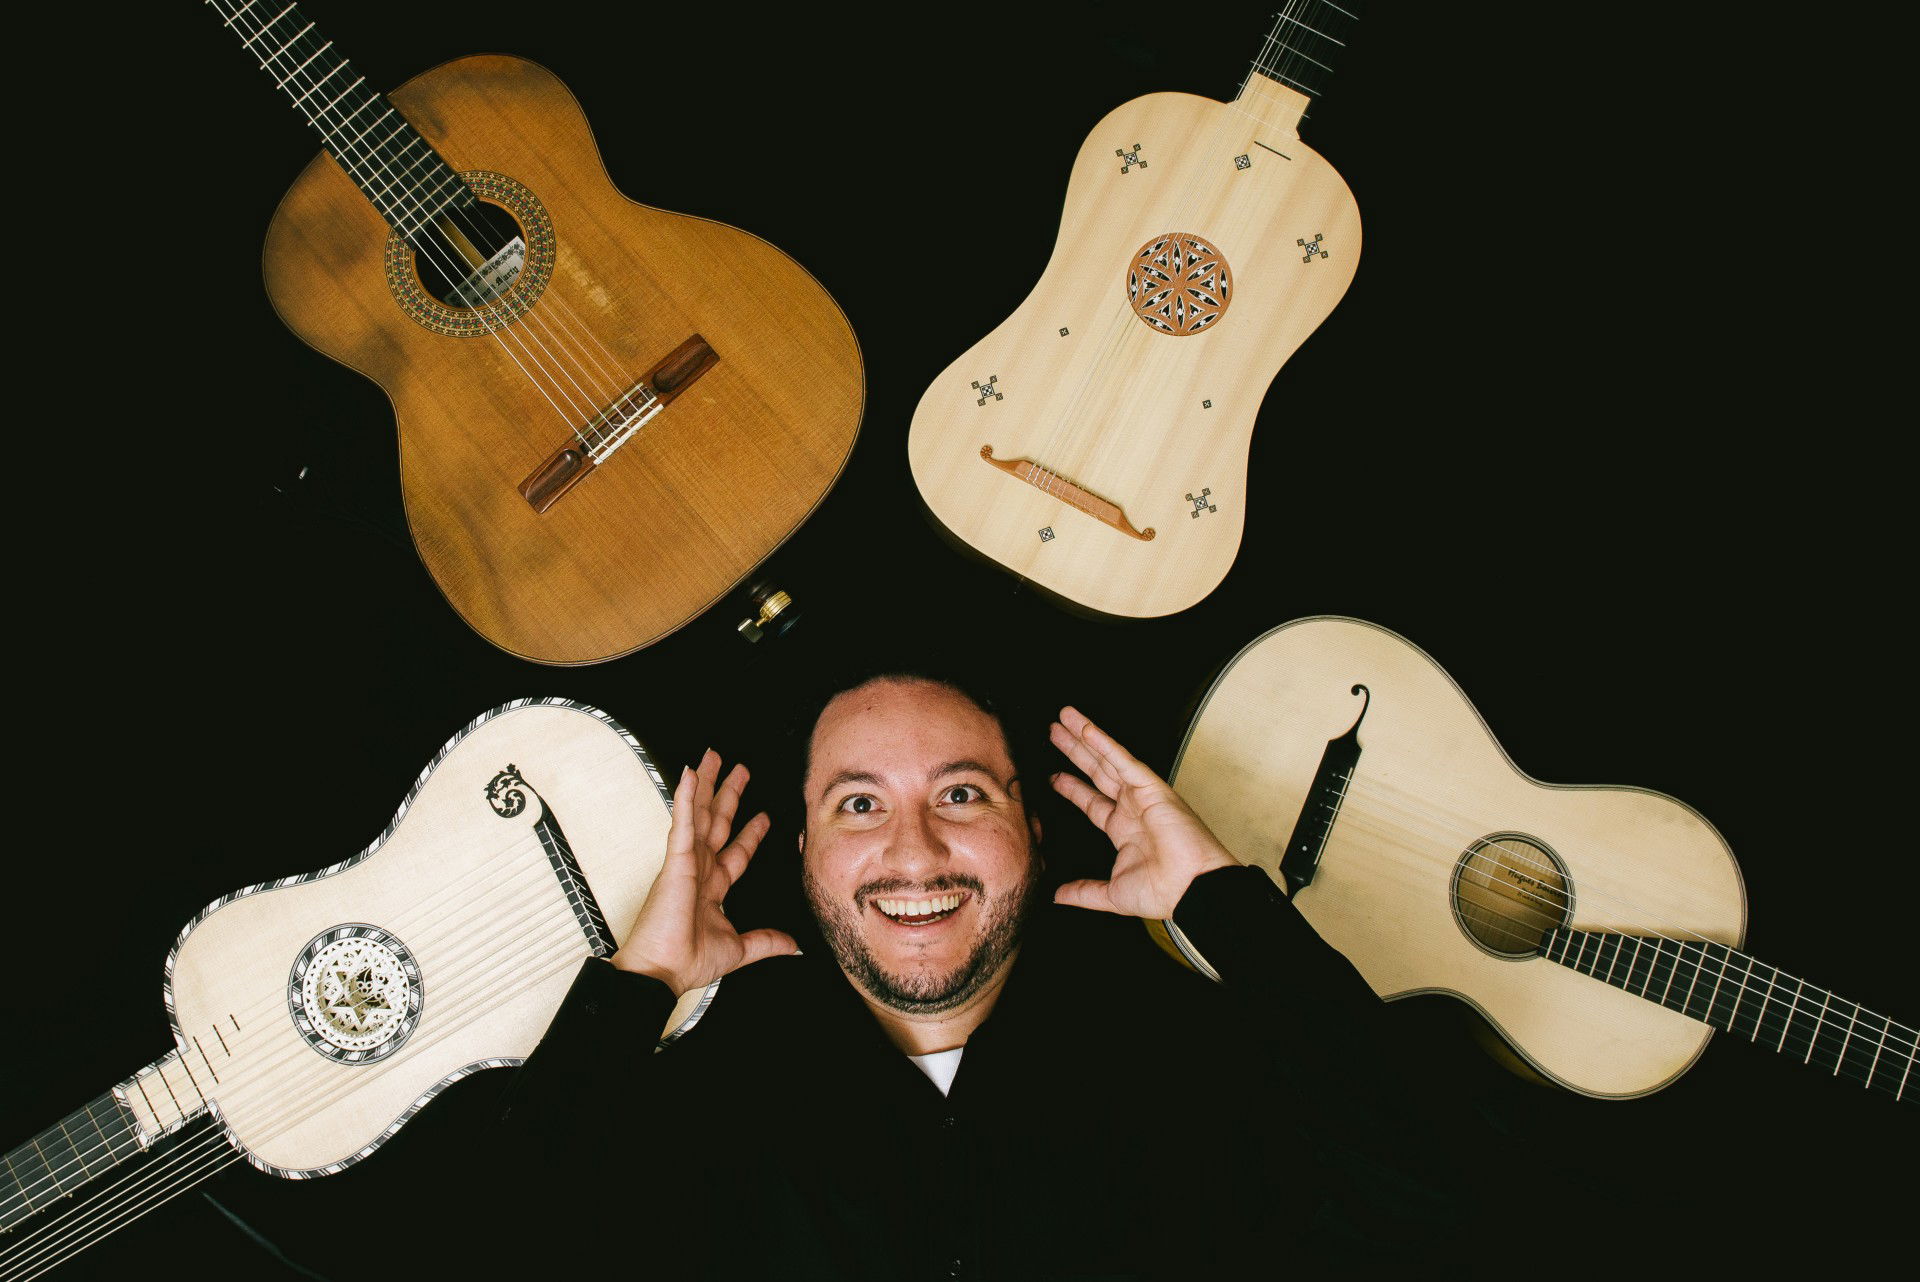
7, 1, 1911, 1275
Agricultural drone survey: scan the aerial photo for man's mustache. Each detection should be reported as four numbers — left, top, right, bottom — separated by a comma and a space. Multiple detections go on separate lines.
854, 873, 986, 903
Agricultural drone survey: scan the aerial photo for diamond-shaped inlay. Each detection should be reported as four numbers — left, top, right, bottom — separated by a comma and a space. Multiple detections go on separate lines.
1202, 399, 1213, 408
1117, 143, 1146, 174
1186, 488, 1217, 518
1297, 233, 1329, 263
1234, 154, 1251, 170
1039, 527, 1056, 542
971, 375, 1003, 406
1059, 327, 1069, 337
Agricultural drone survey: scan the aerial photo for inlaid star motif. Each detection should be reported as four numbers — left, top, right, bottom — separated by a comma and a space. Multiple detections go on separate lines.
326, 965, 392, 1032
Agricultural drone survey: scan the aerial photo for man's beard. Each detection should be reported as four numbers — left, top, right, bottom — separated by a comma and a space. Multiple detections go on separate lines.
803, 862, 1039, 1015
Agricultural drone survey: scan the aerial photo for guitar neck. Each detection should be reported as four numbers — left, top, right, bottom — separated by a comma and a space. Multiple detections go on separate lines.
1236, 1, 1360, 118
206, 0, 474, 243
1, 1049, 211, 1235
1540, 929, 1916, 1100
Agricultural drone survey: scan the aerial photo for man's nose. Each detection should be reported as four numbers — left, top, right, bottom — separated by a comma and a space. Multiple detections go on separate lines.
882, 804, 949, 874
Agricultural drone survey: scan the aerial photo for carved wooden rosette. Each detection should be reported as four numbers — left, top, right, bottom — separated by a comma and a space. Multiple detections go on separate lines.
1128, 233, 1232, 335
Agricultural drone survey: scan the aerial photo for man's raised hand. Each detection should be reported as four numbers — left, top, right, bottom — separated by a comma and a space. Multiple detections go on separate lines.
1049, 707, 1237, 920
611, 748, 798, 995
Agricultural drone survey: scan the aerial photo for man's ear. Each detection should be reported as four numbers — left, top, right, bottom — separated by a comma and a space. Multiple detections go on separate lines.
796, 830, 805, 856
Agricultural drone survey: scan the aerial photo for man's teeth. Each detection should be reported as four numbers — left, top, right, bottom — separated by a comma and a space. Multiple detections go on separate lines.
875, 893, 963, 919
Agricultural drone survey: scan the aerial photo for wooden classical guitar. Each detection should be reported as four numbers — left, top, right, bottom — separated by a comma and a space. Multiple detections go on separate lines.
907, 3, 1361, 617
1163, 617, 1915, 1100
209, 1, 862, 664
0, 700, 709, 1279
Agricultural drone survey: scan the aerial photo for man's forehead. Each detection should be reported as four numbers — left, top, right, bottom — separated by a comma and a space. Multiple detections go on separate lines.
806, 679, 1014, 790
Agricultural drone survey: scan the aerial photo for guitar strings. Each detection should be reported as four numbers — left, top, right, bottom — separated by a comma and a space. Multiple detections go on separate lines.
207, 0, 619, 443
4, 745, 660, 1215
1304, 778, 1919, 1080
3, 735, 681, 1265
208, 1, 662, 461
222, 0, 648, 446
0, 938, 594, 1280
3, 903, 602, 1279
1, 843, 561, 1237
1020, 0, 1326, 534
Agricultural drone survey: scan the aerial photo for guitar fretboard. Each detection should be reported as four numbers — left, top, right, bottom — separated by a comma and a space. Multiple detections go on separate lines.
0, 1092, 143, 1235
1540, 929, 1915, 1101
207, 1, 475, 244
1245, 1, 1360, 105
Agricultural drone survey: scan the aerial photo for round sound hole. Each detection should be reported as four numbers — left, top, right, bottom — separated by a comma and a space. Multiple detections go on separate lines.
288, 924, 423, 1064
1451, 834, 1573, 958
384, 169, 556, 336
1127, 232, 1232, 335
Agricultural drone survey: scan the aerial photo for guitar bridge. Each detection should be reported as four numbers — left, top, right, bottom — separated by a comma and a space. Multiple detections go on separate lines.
520, 335, 718, 513
978, 446, 1154, 541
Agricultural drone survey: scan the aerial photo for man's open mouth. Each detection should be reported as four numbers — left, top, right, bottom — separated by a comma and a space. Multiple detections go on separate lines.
871, 892, 967, 926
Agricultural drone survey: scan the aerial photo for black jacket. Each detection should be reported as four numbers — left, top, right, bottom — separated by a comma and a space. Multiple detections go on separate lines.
492, 866, 1469, 1278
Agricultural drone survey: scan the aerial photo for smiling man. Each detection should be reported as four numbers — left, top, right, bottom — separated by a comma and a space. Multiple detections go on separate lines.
497, 671, 1459, 1277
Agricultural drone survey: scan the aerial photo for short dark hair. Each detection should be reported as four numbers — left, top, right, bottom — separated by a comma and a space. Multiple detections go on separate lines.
780, 658, 1052, 843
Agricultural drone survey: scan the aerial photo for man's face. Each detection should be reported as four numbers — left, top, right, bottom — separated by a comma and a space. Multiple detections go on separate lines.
800, 679, 1039, 1015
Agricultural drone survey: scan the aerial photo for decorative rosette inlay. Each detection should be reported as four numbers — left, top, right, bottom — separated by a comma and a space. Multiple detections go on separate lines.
1127, 233, 1232, 335
384, 170, 556, 337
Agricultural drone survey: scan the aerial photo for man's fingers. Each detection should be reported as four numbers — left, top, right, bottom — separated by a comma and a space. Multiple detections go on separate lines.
666, 765, 699, 860
1060, 706, 1160, 789
736, 927, 801, 969
1049, 720, 1114, 794
708, 762, 750, 851
1050, 771, 1115, 831
1053, 878, 1120, 914
716, 811, 771, 886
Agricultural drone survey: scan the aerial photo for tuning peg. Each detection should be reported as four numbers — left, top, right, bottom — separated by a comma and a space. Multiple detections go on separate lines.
736, 583, 797, 643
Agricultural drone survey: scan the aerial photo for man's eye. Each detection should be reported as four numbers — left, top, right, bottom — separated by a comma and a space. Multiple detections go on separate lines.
838, 794, 878, 815
940, 784, 984, 805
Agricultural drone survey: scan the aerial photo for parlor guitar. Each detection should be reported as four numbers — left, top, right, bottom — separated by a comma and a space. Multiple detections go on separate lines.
907, 2, 1361, 617
1163, 617, 1914, 1100
209, 2, 863, 664
0, 700, 712, 1280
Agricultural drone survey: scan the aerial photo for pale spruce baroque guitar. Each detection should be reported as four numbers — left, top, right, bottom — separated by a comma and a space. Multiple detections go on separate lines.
0, 700, 709, 1278
907, 3, 1362, 617
1163, 617, 1914, 1100
210, 1, 862, 664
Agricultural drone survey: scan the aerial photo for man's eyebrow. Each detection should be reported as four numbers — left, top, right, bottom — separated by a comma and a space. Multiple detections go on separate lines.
928, 759, 1006, 784
815, 769, 881, 802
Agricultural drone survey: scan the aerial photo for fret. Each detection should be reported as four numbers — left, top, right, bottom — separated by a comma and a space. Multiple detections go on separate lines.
1701, 944, 1740, 1031
274, 40, 334, 91
1, 1089, 155, 1235
1804, 990, 1832, 1065
1537, 931, 1914, 1098
239, 4, 294, 48
1623, 937, 1654, 995
1659, 939, 1688, 1007
212, 1, 474, 245
314, 74, 365, 117
1598, 934, 1625, 986
1833, 1001, 1863, 1078
1779, 978, 1805, 1053
259, 22, 316, 71
1856, 1010, 1894, 1092
289, 57, 350, 107
54, 1113, 96, 1179
1, 1147, 42, 1234
1644, 939, 1676, 1003
29, 1138, 66, 1195
1752, 962, 1781, 1042
1245, 0, 1361, 105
